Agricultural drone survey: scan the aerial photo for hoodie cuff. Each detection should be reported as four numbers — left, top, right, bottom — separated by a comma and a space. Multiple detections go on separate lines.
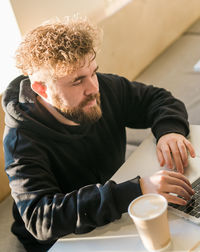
112, 176, 142, 214
152, 119, 189, 142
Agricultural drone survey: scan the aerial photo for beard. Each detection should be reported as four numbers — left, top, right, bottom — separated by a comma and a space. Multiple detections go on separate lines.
52, 92, 102, 124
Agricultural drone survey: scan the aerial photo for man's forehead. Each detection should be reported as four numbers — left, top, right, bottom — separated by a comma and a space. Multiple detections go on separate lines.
73, 59, 97, 77
57, 58, 97, 83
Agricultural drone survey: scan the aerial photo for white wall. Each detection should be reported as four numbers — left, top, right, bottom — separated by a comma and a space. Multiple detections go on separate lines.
0, 0, 21, 94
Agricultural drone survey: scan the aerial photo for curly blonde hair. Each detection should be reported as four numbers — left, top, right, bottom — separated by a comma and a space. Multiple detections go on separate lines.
15, 15, 102, 79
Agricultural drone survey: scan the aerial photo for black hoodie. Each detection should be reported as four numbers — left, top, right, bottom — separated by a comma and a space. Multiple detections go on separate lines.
2, 73, 189, 251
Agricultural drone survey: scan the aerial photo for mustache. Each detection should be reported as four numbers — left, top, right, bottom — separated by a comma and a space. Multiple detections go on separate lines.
79, 93, 100, 108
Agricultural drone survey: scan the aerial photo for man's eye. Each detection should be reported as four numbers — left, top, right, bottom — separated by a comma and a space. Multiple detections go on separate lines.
72, 80, 82, 86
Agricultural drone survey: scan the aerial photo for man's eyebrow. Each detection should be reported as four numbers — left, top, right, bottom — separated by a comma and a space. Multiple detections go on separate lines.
73, 66, 99, 82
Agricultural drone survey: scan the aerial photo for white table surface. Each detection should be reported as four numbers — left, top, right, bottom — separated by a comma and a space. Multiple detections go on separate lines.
50, 125, 200, 252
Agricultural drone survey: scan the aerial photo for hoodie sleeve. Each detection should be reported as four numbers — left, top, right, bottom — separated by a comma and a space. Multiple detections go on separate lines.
123, 79, 189, 140
102, 74, 189, 141
3, 127, 142, 242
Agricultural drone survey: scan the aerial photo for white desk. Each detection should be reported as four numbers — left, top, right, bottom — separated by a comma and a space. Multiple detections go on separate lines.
50, 125, 200, 252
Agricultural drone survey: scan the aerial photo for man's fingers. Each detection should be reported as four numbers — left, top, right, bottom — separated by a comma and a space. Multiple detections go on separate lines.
167, 170, 193, 188
169, 142, 184, 173
166, 176, 194, 196
159, 171, 194, 204
160, 144, 173, 169
184, 139, 196, 158
156, 170, 194, 199
169, 185, 192, 200
160, 179, 193, 201
162, 193, 187, 205
177, 140, 188, 167
156, 148, 165, 166
140, 170, 194, 206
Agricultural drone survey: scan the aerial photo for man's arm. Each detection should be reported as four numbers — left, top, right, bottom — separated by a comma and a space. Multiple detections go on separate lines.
4, 127, 142, 242
115, 75, 195, 173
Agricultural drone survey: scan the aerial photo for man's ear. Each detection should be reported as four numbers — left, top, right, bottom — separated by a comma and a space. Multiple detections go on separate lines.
31, 81, 48, 99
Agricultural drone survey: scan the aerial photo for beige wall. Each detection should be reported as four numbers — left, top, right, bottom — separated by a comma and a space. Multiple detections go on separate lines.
10, 0, 105, 34
10, 0, 200, 80
0, 96, 10, 202
97, 0, 200, 79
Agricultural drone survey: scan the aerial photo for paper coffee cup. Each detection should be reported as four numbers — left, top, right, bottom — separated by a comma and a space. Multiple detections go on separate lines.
128, 194, 171, 252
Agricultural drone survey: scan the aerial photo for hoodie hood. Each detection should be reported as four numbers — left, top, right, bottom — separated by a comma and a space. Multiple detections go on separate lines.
2, 75, 92, 141
2, 76, 34, 127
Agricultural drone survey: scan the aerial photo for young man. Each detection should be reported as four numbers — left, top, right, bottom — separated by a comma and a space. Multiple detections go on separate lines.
2, 16, 195, 251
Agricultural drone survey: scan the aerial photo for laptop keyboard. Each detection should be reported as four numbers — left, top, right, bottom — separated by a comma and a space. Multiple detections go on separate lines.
169, 177, 200, 219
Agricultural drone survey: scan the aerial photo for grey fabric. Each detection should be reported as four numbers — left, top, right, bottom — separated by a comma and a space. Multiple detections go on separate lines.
0, 196, 25, 252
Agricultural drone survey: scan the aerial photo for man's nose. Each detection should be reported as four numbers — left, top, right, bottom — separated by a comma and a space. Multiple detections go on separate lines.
84, 78, 99, 96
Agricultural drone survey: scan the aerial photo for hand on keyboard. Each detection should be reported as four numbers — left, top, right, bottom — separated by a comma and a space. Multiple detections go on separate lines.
139, 170, 195, 205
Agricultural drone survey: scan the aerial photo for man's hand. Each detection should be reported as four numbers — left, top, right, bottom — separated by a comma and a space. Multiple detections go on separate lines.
140, 170, 195, 205
156, 133, 195, 174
